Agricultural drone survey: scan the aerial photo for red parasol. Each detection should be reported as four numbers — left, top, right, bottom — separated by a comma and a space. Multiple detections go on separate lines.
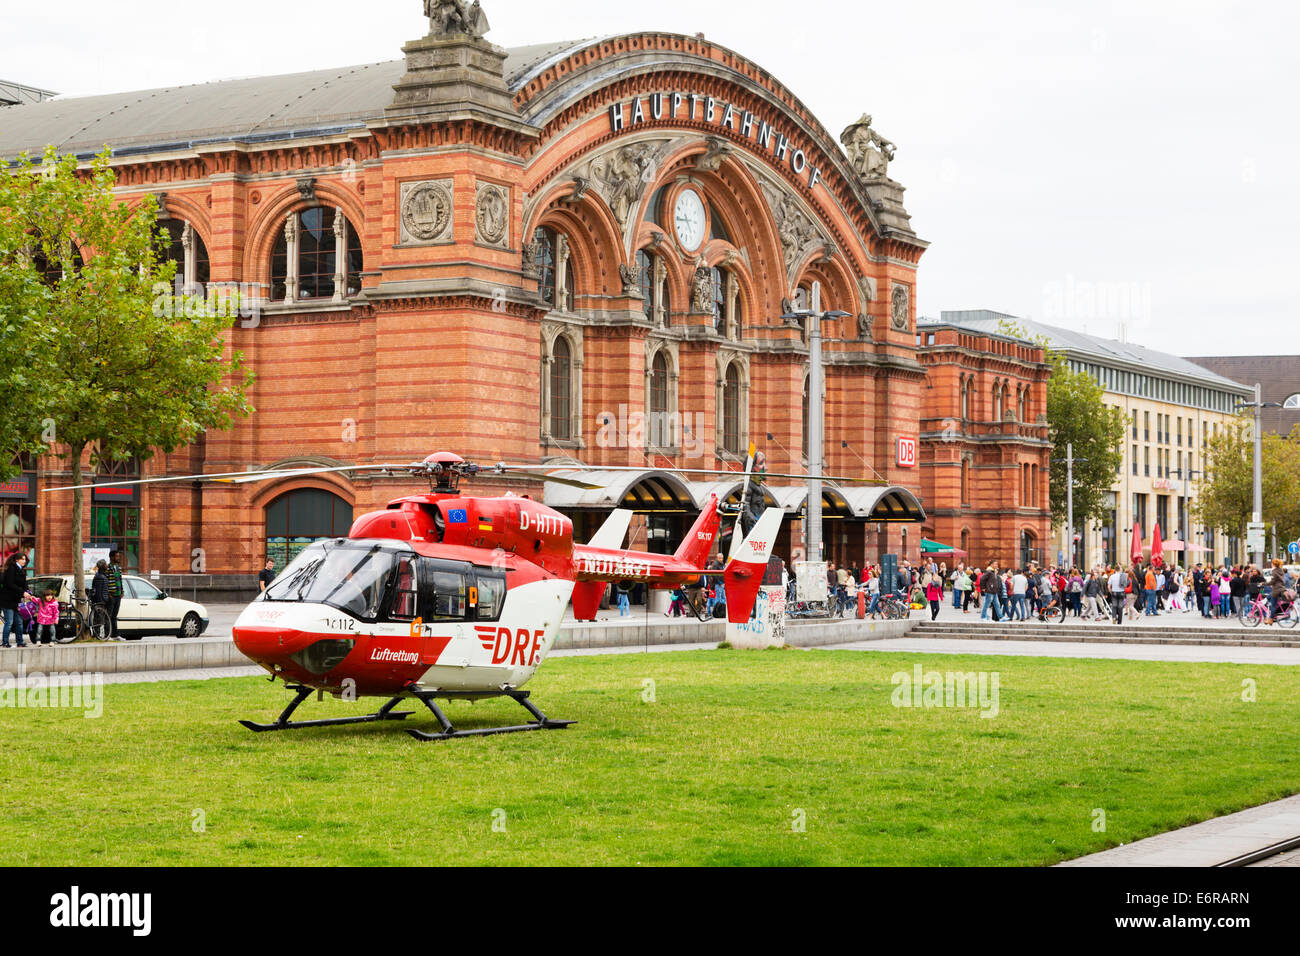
1130, 522, 1144, 564
1151, 523, 1164, 568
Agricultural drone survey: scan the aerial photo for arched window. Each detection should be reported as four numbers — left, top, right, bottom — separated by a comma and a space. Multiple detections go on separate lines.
158, 218, 209, 289
270, 207, 363, 302
649, 350, 669, 447
960, 376, 971, 421
961, 458, 970, 505
992, 381, 1002, 421
960, 528, 970, 557
532, 226, 575, 312
1017, 386, 1028, 422
265, 488, 354, 571
550, 336, 572, 441
721, 362, 742, 455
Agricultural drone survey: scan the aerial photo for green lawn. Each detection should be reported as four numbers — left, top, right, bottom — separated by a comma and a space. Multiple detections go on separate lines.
1, 648, 1297, 866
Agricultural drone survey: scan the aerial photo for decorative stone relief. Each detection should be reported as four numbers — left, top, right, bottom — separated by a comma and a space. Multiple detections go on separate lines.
891, 283, 910, 332
588, 141, 661, 226
856, 276, 876, 340
399, 179, 454, 245
691, 258, 713, 314
296, 176, 317, 201
694, 136, 732, 172
757, 173, 831, 286
619, 262, 644, 298
475, 181, 509, 247
522, 239, 542, 278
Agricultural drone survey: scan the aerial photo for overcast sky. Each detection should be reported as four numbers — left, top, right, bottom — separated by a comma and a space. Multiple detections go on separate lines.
5, 0, 1296, 357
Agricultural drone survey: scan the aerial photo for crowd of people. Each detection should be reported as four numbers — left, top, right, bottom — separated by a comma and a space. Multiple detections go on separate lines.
925, 556, 1297, 626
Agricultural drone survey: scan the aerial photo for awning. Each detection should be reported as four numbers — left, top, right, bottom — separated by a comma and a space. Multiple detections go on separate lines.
541, 469, 696, 512
921, 538, 965, 555
541, 470, 925, 522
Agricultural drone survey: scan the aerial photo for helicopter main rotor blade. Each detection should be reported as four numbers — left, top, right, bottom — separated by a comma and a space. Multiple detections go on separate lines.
494, 463, 885, 485
43, 462, 425, 493
483, 464, 603, 490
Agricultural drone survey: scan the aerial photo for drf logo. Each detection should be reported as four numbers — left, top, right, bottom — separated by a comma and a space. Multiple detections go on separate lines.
477, 626, 546, 666
896, 436, 917, 468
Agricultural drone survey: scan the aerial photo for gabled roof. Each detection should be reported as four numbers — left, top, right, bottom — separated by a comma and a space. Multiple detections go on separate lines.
919, 310, 1252, 394
0, 39, 595, 160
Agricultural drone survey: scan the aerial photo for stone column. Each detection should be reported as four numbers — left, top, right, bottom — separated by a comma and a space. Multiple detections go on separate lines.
653, 256, 667, 326
181, 221, 196, 293
332, 208, 347, 303
555, 234, 570, 311
283, 213, 299, 304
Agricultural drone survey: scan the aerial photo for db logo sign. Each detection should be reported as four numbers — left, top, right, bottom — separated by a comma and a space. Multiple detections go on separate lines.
897, 437, 917, 468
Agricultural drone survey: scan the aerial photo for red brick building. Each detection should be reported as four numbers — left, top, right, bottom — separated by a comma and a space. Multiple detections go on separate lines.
0, 8, 1025, 593
916, 315, 1053, 568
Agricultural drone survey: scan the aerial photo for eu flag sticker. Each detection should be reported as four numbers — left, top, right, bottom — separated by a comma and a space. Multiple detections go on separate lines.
448, 508, 468, 523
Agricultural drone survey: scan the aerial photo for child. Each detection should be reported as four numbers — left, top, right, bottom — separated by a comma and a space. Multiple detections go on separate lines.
35, 589, 60, 645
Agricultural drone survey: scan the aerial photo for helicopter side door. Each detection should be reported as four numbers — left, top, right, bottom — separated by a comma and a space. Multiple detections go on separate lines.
416, 557, 473, 665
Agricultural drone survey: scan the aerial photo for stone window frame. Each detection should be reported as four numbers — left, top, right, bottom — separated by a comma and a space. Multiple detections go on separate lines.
644, 339, 681, 453
716, 351, 750, 460
540, 322, 584, 450
269, 206, 362, 306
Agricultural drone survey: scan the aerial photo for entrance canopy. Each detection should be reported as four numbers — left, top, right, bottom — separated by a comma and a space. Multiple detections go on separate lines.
542, 470, 924, 522
541, 469, 696, 512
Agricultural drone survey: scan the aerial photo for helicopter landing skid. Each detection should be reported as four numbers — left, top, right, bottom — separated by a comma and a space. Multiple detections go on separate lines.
238, 685, 415, 732
404, 688, 576, 742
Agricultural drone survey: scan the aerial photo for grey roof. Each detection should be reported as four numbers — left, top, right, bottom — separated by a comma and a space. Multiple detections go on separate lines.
919, 309, 1253, 394
0, 38, 593, 160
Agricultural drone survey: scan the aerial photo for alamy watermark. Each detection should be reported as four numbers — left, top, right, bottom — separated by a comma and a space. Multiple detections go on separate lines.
890, 664, 1000, 718
0, 665, 104, 718
151, 276, 263, 327
595, 404, 707, 458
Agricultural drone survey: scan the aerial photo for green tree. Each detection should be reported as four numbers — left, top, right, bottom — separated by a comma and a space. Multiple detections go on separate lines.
0, 147, 252, 601
1196, 420, 1300, 549
997, 320, 1125, 527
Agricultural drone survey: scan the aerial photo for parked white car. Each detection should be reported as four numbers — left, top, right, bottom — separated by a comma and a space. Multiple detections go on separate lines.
29, 574, 210, 640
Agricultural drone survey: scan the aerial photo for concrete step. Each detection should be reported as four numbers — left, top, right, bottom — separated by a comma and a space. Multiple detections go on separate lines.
910, 622, 1300, 649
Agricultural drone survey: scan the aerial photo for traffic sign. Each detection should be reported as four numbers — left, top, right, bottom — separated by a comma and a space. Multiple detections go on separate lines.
1290, 540, 1299, 556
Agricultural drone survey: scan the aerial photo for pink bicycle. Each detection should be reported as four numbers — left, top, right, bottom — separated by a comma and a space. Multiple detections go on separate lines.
1241, 590, 1298, 628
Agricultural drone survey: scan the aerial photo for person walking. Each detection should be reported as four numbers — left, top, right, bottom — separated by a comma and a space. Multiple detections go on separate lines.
1107, 565, 1129, 625
925, 574, 942, 621
1144, 565, 1159, 616
1, 552, 33, 648
979, 563, 1001, 621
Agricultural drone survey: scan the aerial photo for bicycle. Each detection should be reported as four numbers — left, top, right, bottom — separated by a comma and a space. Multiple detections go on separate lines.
877, 592, 911, 620
1240, 593, 1292, 628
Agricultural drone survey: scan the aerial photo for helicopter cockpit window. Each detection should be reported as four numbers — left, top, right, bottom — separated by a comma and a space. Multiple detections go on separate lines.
262, 541, 395, 621
475, 572, 506, 621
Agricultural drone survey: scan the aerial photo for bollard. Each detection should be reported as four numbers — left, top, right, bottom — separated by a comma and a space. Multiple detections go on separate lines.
857, 590, 866, 619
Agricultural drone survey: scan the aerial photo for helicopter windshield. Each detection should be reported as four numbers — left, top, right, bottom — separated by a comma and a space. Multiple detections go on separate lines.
261, 541, 399, 620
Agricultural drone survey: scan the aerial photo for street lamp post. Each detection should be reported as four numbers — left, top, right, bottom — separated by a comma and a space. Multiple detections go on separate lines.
1234, 384, 1283, 567
1051, 443, 1088, 568
781, 281, 850, 566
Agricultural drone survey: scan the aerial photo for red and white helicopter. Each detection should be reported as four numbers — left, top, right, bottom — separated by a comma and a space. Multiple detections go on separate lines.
51, 451, 792, 741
